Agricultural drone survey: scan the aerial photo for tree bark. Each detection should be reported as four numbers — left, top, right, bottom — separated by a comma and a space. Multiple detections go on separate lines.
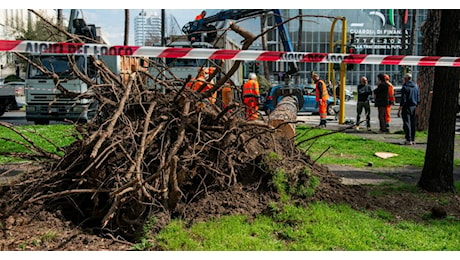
416, 10, 440, 131
260, 14, 270, 82
418, 10, 460, 192
268, 96, 298, 140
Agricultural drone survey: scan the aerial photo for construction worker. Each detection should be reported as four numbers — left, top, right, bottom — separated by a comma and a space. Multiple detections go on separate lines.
242, 73, 260, 120
385, 74, 395, 130
312, 73, 329, 128
221, 81, 234, 110
186, 68, 216, 104
195, 10, 206, 20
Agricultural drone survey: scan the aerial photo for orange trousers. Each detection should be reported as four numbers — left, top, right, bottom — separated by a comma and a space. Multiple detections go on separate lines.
386, 105, 391, 123
244, 97, 259, 120
319, 100, 327, 120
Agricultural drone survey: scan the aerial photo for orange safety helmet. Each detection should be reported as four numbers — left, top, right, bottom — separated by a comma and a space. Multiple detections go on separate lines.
384, 74, 390, 81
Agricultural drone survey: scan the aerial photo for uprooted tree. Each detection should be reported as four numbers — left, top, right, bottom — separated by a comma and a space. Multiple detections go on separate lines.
0, 15, 331, 240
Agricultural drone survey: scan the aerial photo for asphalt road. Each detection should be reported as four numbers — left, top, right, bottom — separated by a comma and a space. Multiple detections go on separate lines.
295, 100, 405, 133
0, 101, 403, 130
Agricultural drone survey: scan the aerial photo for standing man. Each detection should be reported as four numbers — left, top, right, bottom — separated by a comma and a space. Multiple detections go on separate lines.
312, 73, 329, 128
355, 76, 373, 131
374, 73, 390, 133
242, 73, 260, 120
385, 74, 395, 130
397, 73, 419, 145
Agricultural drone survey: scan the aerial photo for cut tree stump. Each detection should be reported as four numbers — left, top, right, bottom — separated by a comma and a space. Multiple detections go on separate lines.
267, 96, 298, 140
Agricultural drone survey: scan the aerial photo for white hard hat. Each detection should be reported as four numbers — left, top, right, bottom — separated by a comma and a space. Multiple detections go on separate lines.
249, 73, 257, 79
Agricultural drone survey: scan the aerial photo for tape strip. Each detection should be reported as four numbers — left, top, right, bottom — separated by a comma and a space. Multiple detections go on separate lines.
1, 39, 460, 67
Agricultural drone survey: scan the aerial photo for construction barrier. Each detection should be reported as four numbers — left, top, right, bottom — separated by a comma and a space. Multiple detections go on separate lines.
1, 39, 460, 67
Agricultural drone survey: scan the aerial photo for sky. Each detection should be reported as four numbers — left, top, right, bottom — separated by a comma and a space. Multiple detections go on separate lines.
62, 9, 203, 46
4, 2, 457, 46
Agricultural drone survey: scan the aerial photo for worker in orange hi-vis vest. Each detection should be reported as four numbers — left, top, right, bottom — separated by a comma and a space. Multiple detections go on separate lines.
195, 10, 206, 20
242, 73, 260, 120
186, 68, 216, 105
312, 73, 329, 128
385, 74, 395, 130
221, 81, 234, 110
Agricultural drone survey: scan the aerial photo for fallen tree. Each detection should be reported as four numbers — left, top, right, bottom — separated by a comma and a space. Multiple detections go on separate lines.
0, 17, 319, 240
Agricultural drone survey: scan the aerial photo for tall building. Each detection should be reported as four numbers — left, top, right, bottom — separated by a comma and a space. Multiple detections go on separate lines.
134, 10, 161, 46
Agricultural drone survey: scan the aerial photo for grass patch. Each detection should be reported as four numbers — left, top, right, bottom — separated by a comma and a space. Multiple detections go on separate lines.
295, 126, 426, 167
0, 124, 77, 163
150, 202, 460, 250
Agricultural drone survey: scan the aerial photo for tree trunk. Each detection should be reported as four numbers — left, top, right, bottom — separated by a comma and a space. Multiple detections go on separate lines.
416, 10, 441, 131
399, 9, 407, 56
296, 9, 303, 85
418, 10, 460, 192
57, 9, 63, 27
124, 9, 129, 46
260, 14, 270, 81
268, 96, 298, 140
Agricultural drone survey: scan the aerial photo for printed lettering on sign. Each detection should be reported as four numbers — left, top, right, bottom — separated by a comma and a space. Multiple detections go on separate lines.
327, 54, 344, 63
280, 52, 306, 62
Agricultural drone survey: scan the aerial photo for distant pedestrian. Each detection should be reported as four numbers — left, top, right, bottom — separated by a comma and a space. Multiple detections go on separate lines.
373, 73, 390, 133
385, 74, 395, 129
355, 76, 373, 131
397, 73, 419, 145
312, 73, 329, 128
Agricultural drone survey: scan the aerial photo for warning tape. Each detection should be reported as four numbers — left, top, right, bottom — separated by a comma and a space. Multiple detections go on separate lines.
1, 39, 460, 67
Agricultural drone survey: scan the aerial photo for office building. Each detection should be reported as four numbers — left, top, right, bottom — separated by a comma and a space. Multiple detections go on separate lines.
134, 10, 161, 46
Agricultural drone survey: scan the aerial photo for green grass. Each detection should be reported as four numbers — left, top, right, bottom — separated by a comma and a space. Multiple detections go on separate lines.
2, 124, 459, 251
150, 202, 460, 251
0, 124, 77, 163
295, 125, 428, 167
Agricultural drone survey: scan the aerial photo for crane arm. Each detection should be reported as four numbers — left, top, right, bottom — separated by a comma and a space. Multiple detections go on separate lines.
182, 9, 298, 76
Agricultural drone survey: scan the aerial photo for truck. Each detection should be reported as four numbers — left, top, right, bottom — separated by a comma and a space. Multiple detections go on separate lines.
0, 81, 27, 116
24, 10, 147, 125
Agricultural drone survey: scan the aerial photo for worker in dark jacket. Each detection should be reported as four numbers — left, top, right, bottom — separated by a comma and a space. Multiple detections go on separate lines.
373, 73, 389, 133
355, 76, 373, 131
397, 73, 420, 145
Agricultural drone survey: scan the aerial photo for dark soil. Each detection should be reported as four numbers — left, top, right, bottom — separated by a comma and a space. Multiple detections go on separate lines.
1, 159, 459, 251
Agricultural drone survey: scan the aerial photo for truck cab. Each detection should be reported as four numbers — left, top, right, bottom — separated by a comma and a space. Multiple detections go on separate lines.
25, 54, 97, 124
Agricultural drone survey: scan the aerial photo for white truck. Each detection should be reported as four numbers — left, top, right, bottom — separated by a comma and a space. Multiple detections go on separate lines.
0, 81, 27, 116
24, 54, 147, 125
24, 54, 98, 124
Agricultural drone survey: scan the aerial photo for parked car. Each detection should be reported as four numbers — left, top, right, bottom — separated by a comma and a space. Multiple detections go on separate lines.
333, 87, 354, 102
393, 86, 402, 104
260, 84, 339, 116
0, 81, 27, 116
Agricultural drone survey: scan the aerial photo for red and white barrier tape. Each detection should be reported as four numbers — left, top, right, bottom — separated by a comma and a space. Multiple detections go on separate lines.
1, 40, 460, 67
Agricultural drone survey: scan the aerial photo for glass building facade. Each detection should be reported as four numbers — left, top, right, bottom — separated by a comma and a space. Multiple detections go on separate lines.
134, 10, 162, 46
264, 9, 427, 89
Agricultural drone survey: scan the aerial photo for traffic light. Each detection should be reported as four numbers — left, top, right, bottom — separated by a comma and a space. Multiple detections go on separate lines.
247, 61, 254, 74
346, 44, 356, 71
254, 62, 260, 74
